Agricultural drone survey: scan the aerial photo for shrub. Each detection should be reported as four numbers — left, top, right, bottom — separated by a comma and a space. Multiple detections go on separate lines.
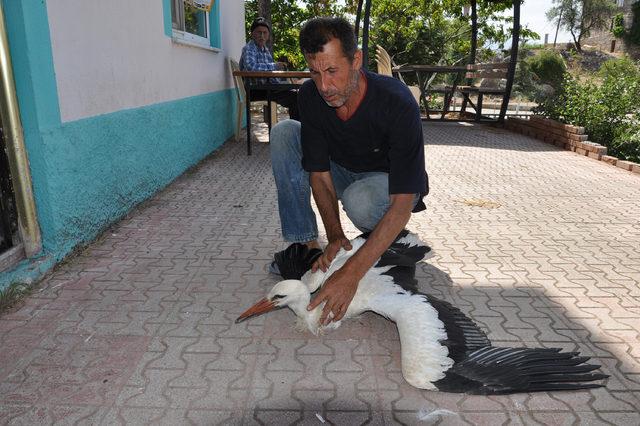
613, 121, 640, 164
512, 58, 538, 100
0, 282, 31, 314
526, 50, 567, 89
535, 60, 640, 162
598, 57, 640, 81
612, 13, 625, 38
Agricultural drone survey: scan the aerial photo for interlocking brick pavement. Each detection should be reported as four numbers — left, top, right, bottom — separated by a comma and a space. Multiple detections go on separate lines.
1, 121, 639, 425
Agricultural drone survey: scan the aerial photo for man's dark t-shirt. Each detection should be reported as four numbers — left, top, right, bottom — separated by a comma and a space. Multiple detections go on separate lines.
298, 70, 428, 211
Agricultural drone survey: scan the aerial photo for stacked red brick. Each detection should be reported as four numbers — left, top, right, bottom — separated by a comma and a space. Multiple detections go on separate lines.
505, 116, 640, 174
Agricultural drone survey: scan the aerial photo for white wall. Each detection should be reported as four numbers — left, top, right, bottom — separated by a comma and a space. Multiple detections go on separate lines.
46, 0, 246, 122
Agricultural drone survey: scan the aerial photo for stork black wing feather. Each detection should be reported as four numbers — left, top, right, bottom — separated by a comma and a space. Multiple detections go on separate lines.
361, 229, 432, 268
274, 243, 323, 280
435, 346, 608, 394
421, 295, 491, 362
376, 241, 431, 268
381, 265, 419, 293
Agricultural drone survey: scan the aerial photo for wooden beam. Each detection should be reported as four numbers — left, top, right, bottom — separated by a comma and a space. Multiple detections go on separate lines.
467, 62, 510, 70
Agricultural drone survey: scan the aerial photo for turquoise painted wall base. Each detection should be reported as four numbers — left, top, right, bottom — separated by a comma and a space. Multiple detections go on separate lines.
1, 90, 238, 289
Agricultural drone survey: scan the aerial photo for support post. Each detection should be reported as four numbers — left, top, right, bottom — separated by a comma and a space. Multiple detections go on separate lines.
0, 2, 42, 257
361, 0, 372, 70
354, 0, 364, 45
498, 0, 520, 123
469, 0, 478, 65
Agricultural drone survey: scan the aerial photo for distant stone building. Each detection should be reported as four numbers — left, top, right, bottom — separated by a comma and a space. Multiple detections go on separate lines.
582, 0, 639, 57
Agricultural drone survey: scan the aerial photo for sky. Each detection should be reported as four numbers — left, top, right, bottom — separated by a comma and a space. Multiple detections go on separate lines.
520, 0, 572, 43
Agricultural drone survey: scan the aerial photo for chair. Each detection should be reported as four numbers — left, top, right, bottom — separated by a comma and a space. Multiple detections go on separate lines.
375, 46, 422, 107
228, 58, 246, 142
375, 45, 393, 76
228, 58, 278, 143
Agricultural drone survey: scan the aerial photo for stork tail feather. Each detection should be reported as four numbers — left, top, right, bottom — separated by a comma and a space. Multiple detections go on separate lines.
273, 243, 323, 280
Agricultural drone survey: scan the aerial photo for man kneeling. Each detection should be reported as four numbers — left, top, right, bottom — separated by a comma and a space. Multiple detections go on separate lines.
270, 17, 428, 327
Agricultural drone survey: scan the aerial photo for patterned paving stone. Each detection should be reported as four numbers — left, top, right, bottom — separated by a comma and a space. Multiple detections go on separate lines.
1, 122, 640, 424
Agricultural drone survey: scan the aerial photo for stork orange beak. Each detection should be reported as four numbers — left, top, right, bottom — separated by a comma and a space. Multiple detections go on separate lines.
235, 298, 277, 323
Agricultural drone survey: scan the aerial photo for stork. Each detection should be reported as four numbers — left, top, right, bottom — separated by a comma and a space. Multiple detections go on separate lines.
237, 232, 608, 394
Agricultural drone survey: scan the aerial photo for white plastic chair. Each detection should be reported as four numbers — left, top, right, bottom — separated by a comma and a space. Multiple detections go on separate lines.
228, 58, 246, 142
375, 46, 421, 106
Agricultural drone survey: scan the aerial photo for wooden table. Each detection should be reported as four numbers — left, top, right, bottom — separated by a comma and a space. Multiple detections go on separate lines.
232, 70, 311, 155
392, 65, 466, 119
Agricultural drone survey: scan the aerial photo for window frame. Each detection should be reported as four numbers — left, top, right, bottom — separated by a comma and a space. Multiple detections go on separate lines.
171, 0, 210, 48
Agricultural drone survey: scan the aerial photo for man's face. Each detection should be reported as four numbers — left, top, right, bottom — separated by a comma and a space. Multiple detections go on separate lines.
305, 38, 362, 108
251, 26, 270, 49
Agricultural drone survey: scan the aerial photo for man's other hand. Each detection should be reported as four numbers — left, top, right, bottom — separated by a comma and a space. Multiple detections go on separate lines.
312, 237, 352, 272
307, 266, 358, 325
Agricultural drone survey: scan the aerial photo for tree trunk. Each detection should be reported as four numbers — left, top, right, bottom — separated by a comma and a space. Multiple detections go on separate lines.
257, 0, 271, 25
257, 0, 272, 51
570, 28, 581, 52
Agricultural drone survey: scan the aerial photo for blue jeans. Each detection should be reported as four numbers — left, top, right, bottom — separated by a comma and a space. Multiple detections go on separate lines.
270, 119, 396, 242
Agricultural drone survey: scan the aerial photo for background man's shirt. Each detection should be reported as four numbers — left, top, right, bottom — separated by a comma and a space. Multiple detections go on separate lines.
240, 40, 278, 84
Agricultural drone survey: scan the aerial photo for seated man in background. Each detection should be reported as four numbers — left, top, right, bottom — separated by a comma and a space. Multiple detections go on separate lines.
240, 17, 300, 120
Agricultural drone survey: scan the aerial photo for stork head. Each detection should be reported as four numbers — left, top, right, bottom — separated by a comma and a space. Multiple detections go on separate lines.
235, 279, 311, 323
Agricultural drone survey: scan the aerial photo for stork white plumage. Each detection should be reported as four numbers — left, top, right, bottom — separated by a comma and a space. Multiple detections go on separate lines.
237, 232, 608, 394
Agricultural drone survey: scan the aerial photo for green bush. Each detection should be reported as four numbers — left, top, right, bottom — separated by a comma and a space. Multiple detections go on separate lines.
613, 122, 640, 164
598, 57, 640, 81
526, 50, 567, 89
535, 60, 640, 163
612, 13, 626, 38
513, 57, 538, 100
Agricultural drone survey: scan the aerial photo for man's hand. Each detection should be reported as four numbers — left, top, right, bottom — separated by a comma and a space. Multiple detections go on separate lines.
307, 266, 359, 325
312, 237, 352, 272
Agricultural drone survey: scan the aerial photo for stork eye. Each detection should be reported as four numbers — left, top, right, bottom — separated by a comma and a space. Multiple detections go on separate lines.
272, 294, 286, 300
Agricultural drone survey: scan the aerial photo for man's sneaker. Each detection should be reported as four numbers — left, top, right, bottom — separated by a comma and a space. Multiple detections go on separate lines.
269, 243, 322, 280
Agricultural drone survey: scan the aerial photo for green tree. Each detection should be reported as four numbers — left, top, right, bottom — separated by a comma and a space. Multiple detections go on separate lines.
546, 0, 616, 52
244, 0, 535, 73
244, 0, 345, 69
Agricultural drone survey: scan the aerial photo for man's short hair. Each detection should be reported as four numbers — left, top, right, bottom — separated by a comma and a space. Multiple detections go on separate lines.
251, 17, 270, 33
299, 17, 357, 61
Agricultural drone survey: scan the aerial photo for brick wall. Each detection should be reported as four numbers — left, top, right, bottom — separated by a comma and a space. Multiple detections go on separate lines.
504, 116, 640, 174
